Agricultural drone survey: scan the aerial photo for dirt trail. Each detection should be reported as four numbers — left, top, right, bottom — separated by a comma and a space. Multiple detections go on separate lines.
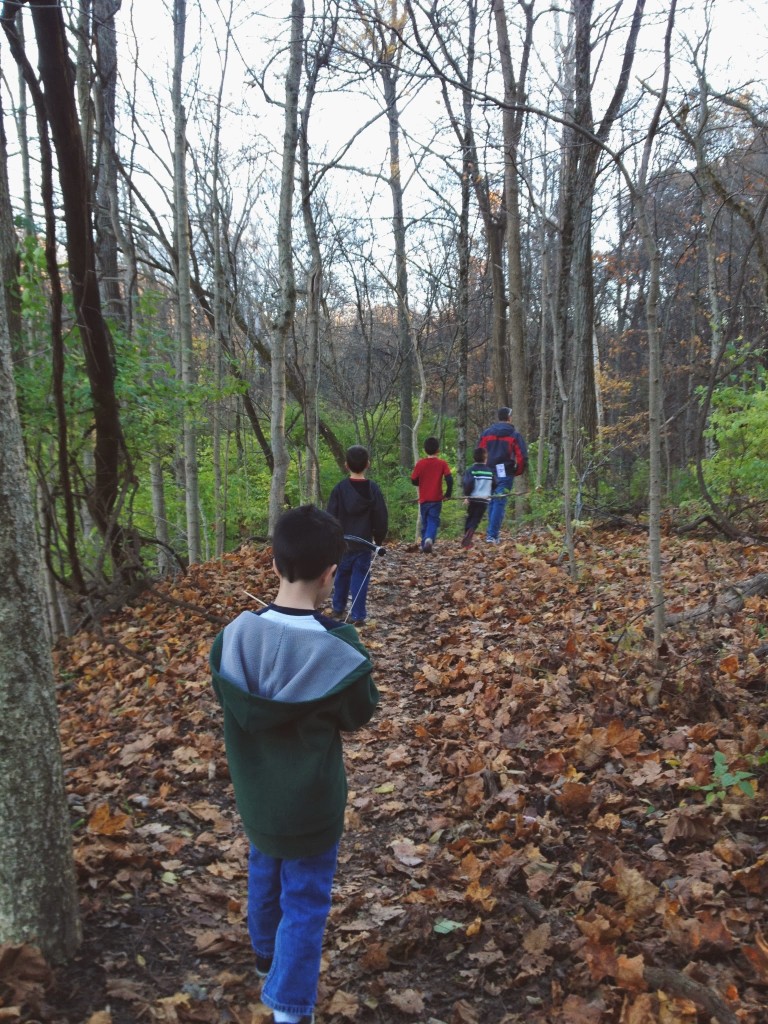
23, 531, 768, 1024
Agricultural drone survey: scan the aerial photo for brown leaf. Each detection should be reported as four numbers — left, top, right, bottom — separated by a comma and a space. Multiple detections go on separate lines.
559, 995, 604, 1023
87, 803, 132, 836
556, 780, 593, 814
733, 855, 768, 894
741, 928, 768, 982
387, 988, 425, 1014
582, 940, 618, 982
0, 945, 52, 1005
326, 990, 359, 1018
616, 953, 647, 991
614, 861, 658, 917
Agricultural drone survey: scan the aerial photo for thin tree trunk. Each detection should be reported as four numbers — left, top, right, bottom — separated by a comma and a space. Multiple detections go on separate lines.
268, 0, 304, 533
172, 0, 201, 562
380, 60, 413, 468
299, 15, 335, 505
150, 458, 172, 575
632, 1, 677, 649
93, 0, 126, 324
494, 0, 533, 520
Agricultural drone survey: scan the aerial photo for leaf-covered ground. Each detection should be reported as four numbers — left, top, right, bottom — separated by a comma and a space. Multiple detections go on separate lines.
3, 527, 768, 1024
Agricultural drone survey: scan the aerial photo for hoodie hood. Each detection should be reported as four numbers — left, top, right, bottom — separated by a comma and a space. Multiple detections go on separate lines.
210, 611, 372, 733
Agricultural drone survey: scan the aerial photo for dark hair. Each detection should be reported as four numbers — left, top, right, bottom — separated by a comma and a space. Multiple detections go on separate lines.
345, 445, 369, 474
497, 407, 511, 421
424, 436, 440, 455
474, 447, 487, 462
272, 505, 345, 582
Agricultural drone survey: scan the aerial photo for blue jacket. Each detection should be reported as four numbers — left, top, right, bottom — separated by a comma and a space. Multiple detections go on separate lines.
478, 421, 527, 479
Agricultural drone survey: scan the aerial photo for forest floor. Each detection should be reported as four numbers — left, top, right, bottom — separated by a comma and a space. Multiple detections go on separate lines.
3, 524, 768, 1024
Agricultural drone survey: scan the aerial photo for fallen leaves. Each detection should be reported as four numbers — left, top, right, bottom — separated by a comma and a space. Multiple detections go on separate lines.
27, 527, 767, 1024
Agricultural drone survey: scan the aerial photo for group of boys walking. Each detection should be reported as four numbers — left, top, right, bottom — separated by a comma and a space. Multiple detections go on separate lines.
209, 409, 526, 1024
412, 406, 528, 550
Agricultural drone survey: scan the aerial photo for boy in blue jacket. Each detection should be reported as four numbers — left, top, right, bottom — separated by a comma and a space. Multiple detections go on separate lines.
210, 505, 379, 1024
478, 407, 527, 543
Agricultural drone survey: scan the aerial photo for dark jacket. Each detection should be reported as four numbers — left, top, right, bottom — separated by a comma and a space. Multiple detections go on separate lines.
462, 462, 494, 501
478, 421, 528, 479
210, 606, 378, 858
327, 478, 388, 552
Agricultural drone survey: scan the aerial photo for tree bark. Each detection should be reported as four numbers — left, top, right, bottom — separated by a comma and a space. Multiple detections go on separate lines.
558, 0, 646, 450
299, 13, 337, 504
380, 51, 413, 469
172, 0, 201, 562
92, 0, 126, 325
0, 127, 80, 960
268, 0, 304, 533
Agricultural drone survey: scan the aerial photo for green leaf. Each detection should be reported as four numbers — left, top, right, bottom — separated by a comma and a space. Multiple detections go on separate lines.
434, 918, 464, 934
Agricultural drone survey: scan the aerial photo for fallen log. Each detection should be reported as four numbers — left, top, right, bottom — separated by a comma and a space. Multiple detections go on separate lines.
666, 573, 768, 625
644, 966, 738, 1024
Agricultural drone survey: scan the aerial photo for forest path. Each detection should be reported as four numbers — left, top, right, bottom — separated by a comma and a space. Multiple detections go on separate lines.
34, 529, 768, 1024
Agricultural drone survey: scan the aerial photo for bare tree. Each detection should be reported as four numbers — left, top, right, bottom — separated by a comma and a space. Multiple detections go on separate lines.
556, 0, 646, 451
269, 0, 304, 532
172, 0, 201, 561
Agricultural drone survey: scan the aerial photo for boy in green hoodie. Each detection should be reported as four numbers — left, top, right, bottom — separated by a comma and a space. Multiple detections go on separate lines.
210, 505, 379, 1024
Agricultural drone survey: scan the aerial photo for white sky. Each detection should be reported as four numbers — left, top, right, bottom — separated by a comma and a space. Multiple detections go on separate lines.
2, 0, 766, 281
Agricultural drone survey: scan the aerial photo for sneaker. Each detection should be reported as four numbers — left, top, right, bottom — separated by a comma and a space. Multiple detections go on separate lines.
255, 954, 272, 978
270, 1017, 315, 1024
485, 536, 499, 544
331, 608, 344, 618
423, 538, 433, 553
461, 529, 475, 548
352, 619, 366, 627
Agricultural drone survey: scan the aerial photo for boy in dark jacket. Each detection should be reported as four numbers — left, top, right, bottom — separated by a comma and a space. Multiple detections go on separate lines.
210, 505, 379, 1024
461, 447, 494, 548
326, 445, 388, 625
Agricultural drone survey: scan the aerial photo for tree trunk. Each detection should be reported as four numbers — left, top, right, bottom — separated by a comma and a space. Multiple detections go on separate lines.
299, 16, 336, 505
494, 0, 533, 519
632, 0, 677, 648
0, 133, 80, 960
150, 458, 172, 575
92, 0, 126, 325
5, 0, 127, 565
559, 0, 645, 451
380, 59, 413, 468
268, 0, 304, 533
172, 0, 201, 562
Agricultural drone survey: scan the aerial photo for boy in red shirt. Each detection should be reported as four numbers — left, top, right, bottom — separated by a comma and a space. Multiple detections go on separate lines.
410, 437, 453, 552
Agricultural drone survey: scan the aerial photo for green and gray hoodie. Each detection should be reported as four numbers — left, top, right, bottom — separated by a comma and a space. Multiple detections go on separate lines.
210, 605, 378, 859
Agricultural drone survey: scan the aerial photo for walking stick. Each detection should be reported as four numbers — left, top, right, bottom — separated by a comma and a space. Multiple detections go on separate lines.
342, 535, 386, 623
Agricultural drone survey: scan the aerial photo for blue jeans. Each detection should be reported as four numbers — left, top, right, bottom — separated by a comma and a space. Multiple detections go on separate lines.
487, 478, 513, 539
332, 549, 373, 621
248, 841, 339, 1017
419, 501, 442, 548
